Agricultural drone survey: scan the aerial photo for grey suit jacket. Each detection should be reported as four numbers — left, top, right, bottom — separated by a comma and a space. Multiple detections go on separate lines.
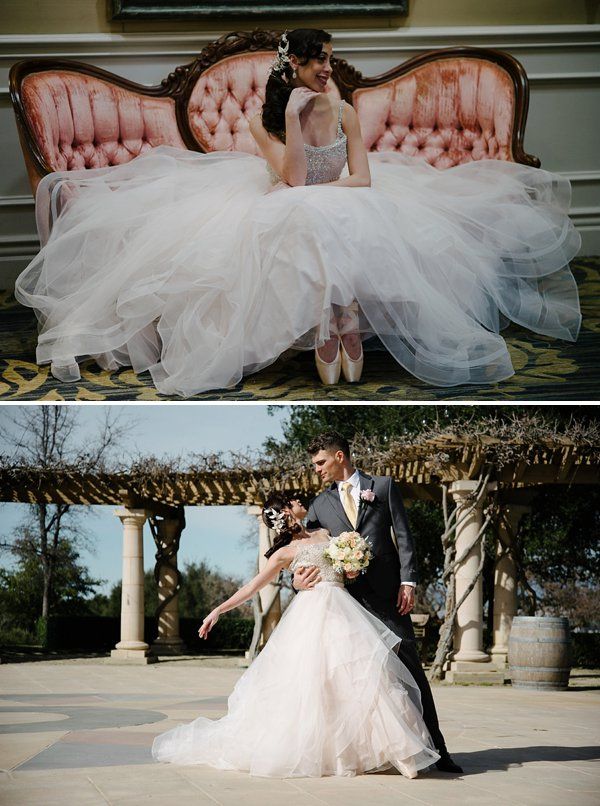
306, 470, 418, 640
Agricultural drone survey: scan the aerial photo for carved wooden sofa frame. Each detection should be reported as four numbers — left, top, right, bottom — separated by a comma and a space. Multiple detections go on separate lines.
10, 28, 540, 197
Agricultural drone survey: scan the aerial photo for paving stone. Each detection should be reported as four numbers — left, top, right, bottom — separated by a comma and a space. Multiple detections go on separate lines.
0, 731, 67, 770
0, 660, 598, 805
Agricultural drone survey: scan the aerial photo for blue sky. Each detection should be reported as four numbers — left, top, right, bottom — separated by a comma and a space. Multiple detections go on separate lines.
0, 404, 292, 594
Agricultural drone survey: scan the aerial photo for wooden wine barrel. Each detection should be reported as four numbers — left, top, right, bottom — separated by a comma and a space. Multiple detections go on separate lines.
508, 616, 572, 690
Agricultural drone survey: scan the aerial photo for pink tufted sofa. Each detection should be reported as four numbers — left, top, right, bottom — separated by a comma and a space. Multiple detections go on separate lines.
10, 29, 539, 196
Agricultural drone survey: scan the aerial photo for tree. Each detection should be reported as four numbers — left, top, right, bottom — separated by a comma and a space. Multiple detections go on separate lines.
88, 563, 252, 620
266, 404, 599, 454
266, 405, 600, 626
0, 543, 102, 637
265, 405, 449, 458
518, 486, 600, 626
178, 560, 253, 619
0, 407, 131, 622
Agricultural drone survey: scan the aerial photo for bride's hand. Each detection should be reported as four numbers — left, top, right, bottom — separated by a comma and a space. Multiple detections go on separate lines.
345, 570, 360, 580
286, 87, 319, 117
198, 609, 220, 639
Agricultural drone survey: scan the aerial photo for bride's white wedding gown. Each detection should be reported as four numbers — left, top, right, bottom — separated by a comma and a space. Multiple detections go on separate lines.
151, 540, 440, 778
16, 102, 581, 395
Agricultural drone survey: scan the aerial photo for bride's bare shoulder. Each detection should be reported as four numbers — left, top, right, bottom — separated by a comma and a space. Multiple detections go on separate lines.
306, 527, 330, 539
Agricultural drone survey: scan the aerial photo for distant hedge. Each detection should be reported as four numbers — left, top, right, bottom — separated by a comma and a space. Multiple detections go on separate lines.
36, 615, 254, 653
21, 616, 600, 669
571, 632, 600, 668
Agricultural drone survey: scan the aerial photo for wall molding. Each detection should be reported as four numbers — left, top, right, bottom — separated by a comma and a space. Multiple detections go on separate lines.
558, 171, 600, 182
1, 25, 598, 100
0, 195, 34, 206
0, 234, 40, 248
1, 24, 599, 59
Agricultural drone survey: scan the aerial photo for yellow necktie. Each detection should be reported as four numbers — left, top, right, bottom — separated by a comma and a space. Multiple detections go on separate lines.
341, 481, 358, 527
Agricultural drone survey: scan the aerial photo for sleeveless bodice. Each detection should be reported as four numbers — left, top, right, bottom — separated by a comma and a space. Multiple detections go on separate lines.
289, 540, 344, 585
267, 102, 348, 186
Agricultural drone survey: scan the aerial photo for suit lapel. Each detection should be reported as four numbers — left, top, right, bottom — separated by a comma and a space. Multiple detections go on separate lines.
323, 483, 354, 531
355, 470, 375, 532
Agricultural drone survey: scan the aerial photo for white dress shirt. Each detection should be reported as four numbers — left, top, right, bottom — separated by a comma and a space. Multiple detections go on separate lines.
337, 470, 415, 588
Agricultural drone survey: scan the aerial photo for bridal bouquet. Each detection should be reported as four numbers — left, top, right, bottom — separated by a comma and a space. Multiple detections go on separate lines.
324, 531, 372, 576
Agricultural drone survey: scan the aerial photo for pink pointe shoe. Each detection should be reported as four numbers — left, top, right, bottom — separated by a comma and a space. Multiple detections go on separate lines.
315, 337, 341, 385
338, 302, 364, 383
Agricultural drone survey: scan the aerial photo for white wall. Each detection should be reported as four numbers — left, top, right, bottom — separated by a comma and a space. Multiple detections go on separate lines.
1, 24, 599, 288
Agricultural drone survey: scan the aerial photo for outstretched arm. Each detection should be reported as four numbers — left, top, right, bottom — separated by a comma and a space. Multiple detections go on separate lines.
199, 546, 292, 639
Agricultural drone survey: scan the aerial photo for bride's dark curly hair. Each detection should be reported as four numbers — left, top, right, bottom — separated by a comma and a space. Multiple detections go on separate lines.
262, 28, 332, 142
262, 492, 305, 559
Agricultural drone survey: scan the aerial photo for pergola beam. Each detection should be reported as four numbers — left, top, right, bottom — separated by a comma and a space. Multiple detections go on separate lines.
0, 441, 596, 508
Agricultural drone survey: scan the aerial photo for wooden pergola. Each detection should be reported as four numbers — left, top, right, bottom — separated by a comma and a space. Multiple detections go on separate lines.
1, 433, 597, 679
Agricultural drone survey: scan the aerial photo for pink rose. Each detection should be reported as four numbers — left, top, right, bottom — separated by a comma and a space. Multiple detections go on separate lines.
360, 489, 376, 503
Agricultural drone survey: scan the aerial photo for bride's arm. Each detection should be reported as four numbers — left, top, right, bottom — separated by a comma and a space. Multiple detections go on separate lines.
250, 88, 317, 187
199, 546, 293, 638
320, 104, 371, 188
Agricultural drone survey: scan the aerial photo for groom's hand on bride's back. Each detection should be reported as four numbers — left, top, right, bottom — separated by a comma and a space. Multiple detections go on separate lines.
293, 565, 321, 591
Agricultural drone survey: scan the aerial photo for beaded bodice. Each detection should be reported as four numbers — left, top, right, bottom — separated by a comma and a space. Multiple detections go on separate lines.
267, 101, 347, 186
289, 539, 344, 585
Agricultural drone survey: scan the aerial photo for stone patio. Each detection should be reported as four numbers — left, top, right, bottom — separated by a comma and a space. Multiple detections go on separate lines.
0, 657, 598, 805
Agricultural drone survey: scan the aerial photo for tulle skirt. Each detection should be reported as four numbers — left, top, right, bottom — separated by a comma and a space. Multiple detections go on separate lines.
16, 147, 581, 395
151, 582, 439, 778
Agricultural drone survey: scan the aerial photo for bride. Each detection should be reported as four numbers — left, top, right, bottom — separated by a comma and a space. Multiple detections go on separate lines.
151, 494, 440, 778
15, 28, 581, 395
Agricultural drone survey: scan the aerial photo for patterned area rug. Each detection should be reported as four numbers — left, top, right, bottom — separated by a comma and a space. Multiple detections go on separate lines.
1, 258, 598, 401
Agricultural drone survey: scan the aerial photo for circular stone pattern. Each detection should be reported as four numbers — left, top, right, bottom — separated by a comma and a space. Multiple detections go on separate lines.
0, 712, 70, 725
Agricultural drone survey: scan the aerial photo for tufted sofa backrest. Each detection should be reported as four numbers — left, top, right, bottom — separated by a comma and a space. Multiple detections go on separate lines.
19, 70, 185, 175
187, 52, 272, 155
10, 38, 538, 194
186, 51, 341, 155
354, 58, 516, 169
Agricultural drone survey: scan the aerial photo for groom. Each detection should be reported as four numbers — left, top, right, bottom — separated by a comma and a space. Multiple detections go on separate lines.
294, 430, 462, 774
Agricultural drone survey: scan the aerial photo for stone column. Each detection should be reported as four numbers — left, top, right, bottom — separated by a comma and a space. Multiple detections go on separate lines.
110, 508, 156, 664
490, 504, 530, 669
247, 506, 281, 646
151, 517, 185, 656
446, 481, 502, 684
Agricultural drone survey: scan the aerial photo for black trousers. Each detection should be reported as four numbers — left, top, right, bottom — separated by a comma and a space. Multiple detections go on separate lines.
395, 638, 446, 755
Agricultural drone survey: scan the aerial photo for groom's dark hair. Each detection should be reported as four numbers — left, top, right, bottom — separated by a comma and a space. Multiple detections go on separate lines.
307, 430, 351, 458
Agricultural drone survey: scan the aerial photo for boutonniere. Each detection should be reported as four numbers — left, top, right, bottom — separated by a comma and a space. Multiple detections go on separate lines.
359, 489, 377, 509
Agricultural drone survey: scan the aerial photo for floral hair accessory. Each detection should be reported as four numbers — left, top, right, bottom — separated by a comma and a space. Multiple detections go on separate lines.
264, 506, 288, 535
360, 489, 376, 503
271, 30, 291, 76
